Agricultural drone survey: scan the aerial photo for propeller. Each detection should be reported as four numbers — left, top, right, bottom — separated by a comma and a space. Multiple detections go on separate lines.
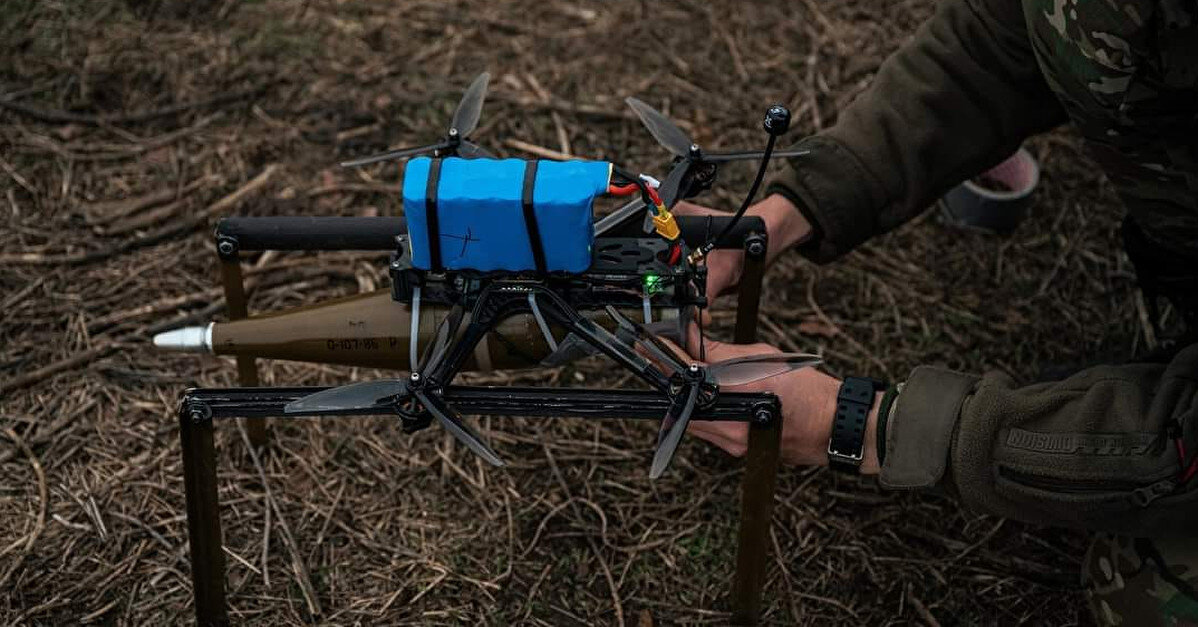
340, 72, 493, 167
605, 307, 820, 478
650, 378, 700, 479
596, 99, 807, 238
284, 305, 505, 467
283, 379, 408, 415
625, 97, 808, 163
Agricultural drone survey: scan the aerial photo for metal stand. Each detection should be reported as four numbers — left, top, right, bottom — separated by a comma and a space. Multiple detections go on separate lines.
179, 405, 229, 627
217, 237, 267, 448
181, 227, 781, 625
178, 387, 779, 625
730, 231, 780, 625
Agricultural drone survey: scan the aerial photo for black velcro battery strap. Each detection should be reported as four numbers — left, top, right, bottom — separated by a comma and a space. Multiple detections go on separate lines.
521, 160, 548, 274
425, 158, 443, 270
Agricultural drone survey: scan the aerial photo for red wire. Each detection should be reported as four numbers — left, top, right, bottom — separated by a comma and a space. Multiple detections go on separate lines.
668, 243, 681, 264
645, 184, 664, 208
608, 184, 639, 196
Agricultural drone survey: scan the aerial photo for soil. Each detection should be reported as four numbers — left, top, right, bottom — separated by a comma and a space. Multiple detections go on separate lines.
1, 0, 1142, 624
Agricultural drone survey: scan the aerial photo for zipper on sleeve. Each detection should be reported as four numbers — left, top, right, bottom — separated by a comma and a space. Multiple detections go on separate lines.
999, 467, 1178, 508
1132, 478, 1179, 506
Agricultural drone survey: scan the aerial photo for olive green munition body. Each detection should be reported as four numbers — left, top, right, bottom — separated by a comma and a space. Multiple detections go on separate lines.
152, 289, 675, 372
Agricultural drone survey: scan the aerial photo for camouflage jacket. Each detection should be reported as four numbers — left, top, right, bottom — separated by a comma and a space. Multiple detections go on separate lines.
769, 0, 1198, 536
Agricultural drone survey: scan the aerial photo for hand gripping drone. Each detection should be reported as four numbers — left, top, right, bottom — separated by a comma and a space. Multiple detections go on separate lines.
171, 72, 818, 625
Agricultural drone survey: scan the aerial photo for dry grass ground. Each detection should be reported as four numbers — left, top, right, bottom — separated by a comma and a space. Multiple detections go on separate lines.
1, 0, 1142, 624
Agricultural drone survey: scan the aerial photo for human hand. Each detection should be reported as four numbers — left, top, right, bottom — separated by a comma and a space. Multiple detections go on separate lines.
667, 326, 881, 472
671, 193, 813, 300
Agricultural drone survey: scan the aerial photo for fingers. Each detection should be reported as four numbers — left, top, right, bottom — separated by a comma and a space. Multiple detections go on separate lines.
682, 322, 778, 361
651, 334, 703, 370
697, 247, 743, 299
654, 326, 731, 365
688, 420, 749, 457
653, 322, 784, 367
636, 334, 695, 373
671, 201, 728, 217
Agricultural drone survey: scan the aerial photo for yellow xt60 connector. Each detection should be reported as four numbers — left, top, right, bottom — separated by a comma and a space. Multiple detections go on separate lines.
652, 209, 680, 241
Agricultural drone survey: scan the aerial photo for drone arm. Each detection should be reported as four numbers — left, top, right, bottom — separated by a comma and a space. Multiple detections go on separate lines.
425, 317, 492, 385
420, 304, 467, 375
533, 289, 672, 392
340, 140, 454, 168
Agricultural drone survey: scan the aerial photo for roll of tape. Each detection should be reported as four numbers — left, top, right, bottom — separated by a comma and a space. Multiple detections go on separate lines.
938, 148, 1040, 234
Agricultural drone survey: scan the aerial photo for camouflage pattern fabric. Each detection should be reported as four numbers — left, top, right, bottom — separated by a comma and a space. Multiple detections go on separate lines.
1022, 0, 1198, 260
1007, 4, 1198, 623
1084, 534, 1198, 626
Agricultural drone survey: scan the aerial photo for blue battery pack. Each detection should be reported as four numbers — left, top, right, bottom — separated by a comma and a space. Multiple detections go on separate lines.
402, 157, 611, 273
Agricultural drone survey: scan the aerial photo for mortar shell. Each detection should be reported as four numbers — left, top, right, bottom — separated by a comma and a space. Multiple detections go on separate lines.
158, 289, 676, 372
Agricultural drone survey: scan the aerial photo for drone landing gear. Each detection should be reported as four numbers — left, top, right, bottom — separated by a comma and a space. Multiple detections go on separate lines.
178, 385, 780, 627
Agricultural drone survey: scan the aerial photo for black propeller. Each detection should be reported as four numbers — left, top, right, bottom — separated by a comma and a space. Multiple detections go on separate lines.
624, 97, 808, 163
340, 72, 493, 167
284, 305, 506, 467
596, 99, 807, 238
605, 307, 820, 478
651, 374, 700, 479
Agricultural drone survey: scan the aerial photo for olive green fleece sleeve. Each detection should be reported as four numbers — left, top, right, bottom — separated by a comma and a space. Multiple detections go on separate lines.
880, 343, 1198, 537
767, 0, 1067, 263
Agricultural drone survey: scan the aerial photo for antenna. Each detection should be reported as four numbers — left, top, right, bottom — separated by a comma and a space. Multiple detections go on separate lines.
692, 104, 791, 262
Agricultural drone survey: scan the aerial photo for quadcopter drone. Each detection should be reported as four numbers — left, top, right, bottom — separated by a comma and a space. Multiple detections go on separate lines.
185, 72, 820, 479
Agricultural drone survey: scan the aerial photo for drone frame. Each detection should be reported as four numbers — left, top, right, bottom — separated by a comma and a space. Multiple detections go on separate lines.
181, 213, 781, 626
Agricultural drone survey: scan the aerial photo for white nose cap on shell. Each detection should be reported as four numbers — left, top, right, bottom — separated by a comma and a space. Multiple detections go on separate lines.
152, 323, 213, 353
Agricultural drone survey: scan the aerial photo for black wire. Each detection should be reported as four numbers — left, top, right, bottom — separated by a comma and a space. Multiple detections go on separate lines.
611, 164, 656, 214
610, 164, 637, 186
611, 164, 649, 196
700, 133, 777, 255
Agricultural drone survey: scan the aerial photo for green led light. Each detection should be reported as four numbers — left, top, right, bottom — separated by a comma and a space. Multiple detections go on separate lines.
643, 273, 663, 295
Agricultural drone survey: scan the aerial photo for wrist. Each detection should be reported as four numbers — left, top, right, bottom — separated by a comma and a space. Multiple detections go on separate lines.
861, 391, 882, 475
755, 193, 812, 256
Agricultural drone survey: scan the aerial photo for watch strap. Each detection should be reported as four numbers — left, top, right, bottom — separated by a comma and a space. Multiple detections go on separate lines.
828, 377, 884, 473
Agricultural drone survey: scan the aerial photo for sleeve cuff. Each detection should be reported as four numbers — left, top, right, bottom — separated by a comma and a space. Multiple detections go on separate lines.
764, 135, 887, 264
879, 366, 979, 490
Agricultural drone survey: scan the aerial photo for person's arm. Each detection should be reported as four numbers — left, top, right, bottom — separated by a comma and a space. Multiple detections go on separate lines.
768, 0, 1067, 263
688, 338, 1198, 537
878, 343, 1198, 536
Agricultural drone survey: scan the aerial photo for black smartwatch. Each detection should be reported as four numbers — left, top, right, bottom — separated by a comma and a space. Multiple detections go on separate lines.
827, 377, 885, 473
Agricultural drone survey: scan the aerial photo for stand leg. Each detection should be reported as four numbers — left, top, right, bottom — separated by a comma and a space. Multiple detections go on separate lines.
219, 255, 267, 447
730, 232, 782, 625
732, 235, 766, 347
180, 406, 229, 627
